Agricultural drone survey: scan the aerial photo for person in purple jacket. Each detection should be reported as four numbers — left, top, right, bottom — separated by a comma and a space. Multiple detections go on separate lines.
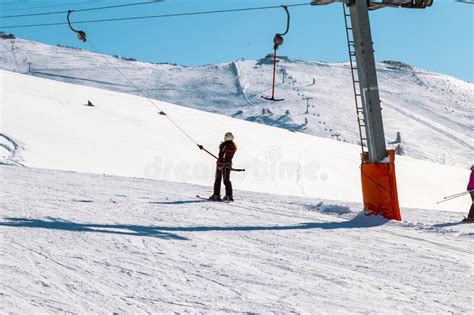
467, 165, 474, 220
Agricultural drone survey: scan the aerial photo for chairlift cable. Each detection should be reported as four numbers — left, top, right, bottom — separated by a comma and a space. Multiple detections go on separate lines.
0, 0, 102, 13
0, 1, 164, 19
0, 3, 310, 29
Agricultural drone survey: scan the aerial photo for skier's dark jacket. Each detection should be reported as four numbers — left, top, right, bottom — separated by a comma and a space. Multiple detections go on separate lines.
217, 140, 237, 167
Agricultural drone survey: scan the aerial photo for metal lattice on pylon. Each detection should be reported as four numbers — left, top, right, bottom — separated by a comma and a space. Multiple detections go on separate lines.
342, 3, 368, 155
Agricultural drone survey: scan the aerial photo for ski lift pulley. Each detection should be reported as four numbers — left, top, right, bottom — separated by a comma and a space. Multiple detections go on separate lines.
67, 10, 87, 42
262, 5, 290, 102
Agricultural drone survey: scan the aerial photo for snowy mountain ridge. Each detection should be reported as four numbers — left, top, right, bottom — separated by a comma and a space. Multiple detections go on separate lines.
1, 38, 472, 167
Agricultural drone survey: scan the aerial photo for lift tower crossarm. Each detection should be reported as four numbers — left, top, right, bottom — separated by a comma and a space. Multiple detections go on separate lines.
311, 0, 433, 10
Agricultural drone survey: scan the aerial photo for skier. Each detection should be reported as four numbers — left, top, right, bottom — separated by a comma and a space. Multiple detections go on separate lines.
465, 164, 474, 222
209, 132, 237, 202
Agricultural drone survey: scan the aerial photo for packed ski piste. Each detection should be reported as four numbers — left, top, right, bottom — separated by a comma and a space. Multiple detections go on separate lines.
1, 0, 473, 313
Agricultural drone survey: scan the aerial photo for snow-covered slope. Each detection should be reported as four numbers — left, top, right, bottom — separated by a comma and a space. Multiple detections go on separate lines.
1, 38, 472, 167
0, 70, 471, 212
1, 38, 473, 314
1, 166, 472, 313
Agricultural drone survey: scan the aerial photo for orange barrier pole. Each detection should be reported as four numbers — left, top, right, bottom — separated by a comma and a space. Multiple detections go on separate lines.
360, 149, 401, 221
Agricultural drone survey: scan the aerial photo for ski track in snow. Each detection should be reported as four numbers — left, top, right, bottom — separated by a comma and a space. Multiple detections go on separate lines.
0, 133, 23, 166
0, 165, 473, 313
232, 61, 255, 107
31, 71, 131, 88
386, 104, 473, 151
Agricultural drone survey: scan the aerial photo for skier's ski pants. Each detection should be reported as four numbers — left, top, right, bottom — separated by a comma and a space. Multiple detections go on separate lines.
214, 166, 232, 197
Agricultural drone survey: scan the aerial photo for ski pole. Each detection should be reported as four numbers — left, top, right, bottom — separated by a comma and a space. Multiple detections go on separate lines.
231, 168, 246, 172
437, 194, 466, 204
445, 191, 471, 199
436, 190, 473, 204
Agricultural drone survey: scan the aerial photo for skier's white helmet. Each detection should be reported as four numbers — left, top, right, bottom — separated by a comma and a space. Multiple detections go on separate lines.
224, 132, 234, 141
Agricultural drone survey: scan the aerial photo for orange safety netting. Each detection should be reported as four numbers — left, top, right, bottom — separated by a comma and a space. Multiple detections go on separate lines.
360, 150, 401, 221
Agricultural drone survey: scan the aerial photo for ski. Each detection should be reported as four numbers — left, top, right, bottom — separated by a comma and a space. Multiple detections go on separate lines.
196, 195, 231, 203
462, 217, 474, 223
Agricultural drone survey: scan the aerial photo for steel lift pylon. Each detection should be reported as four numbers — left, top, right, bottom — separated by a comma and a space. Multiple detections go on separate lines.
311, 0, 433, 220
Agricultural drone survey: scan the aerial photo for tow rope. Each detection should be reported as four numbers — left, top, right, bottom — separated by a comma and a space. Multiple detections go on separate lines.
66, 10, 245, 172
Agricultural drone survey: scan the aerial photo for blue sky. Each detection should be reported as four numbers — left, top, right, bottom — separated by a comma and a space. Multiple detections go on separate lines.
1, 0, 473, 81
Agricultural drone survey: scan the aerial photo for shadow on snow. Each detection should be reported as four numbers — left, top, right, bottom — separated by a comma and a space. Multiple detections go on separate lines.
0, 213, 386, 241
